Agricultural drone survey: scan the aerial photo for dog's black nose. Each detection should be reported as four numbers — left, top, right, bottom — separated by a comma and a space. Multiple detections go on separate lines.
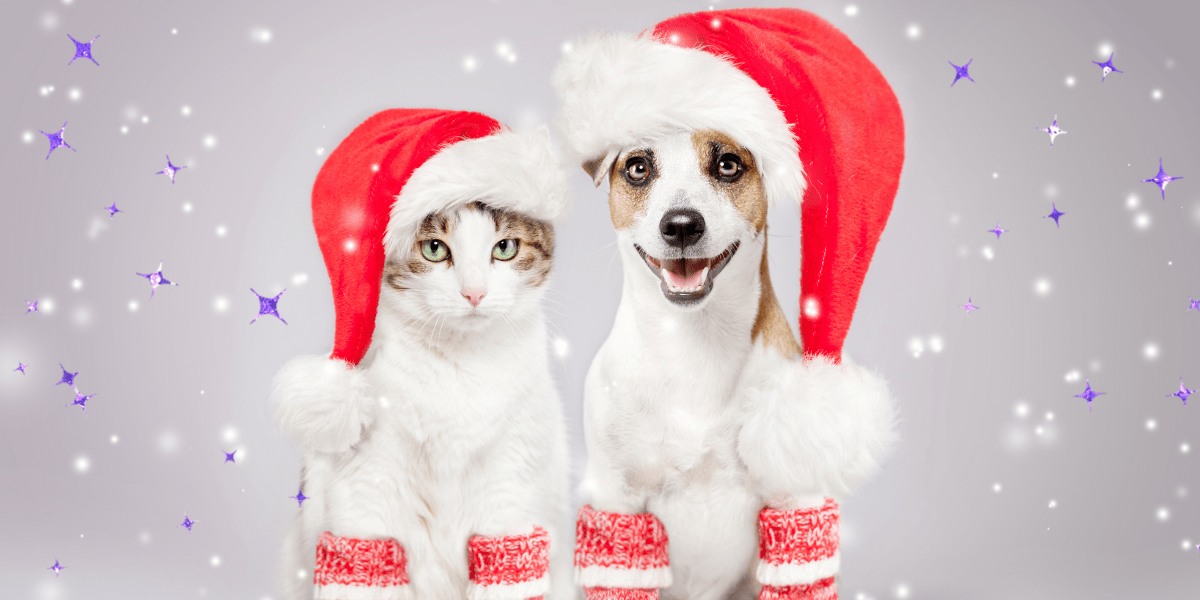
659, 208, 706, 250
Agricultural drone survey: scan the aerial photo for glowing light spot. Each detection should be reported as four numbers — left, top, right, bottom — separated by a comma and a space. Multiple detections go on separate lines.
139, 531, 151, 544
181, 105, 192, 116
710, 18, 721, 28
1134, 212, 1151, 230
315, 147, 325, 156
71, 278, 83, 291
1034, 278, 1051, 297
561, 42, 572, 53
1015, 402, 1030, 418
210, 555, 221, 567
992, 172, 999, 179
172, 28, 178, 35
120, 126, 128, 134
1044, 183, 1058, 198
669, 33, 681, 44
110, 435, 119, 444
40, 85, 55, 96
463, 55, 478, 72
213, 295, 230, 314
1146, 418, 1158, 431
182, 202, 193, 213
41, 298, 55, 314
222, 426, 239, 444
1098, 42, 1113, 58
159, 430, 181, 454
803, 297, 820, 319
344, 240, 358, 252
981, 246, 994, 260
992, 482, 1002, 493
141, 115, 149, 124
1065, 75, 1076, 87
73, 455, 90, 473
895, 583, 911, 599
73, 306, 92, 327
250, 27, 272, 44
1152, 88, 1163, 101
1048, 499, 1057, 508
127, 300, 139, 312
292, 273, 308, 286
928, 335, 943, 353
907, 337, 924, 358
202, 134, 217, 149
1143, 342, 1159, 361
216, 225, 227, 237
42, 12, 59, 31
1156, 507, 1170, 522
552, 336, 570, 359
68, 88, 81, 102
22, 130, 34, 144
495, 41, 517, 63
1181, 442, 1190, 454
297, 570, 307, 580
370, 164, 379, 172
1183, 539, 1193, 551
906, 24, 920, 40
1046, 412, 1055, 421
845, 5, 858, 17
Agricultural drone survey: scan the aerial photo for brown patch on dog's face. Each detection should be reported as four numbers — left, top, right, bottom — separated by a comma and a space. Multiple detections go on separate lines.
495, 208, 555, 287
606, 148, 656, 230
750, 230, 802, 358
690, 130, 767, 233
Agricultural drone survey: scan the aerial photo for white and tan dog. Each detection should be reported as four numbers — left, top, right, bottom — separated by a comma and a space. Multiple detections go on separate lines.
556, 12, 904, 599
576, 130, 893, 600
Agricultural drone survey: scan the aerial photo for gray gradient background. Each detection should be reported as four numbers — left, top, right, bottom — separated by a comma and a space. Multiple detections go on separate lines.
2, 0, 1198, 598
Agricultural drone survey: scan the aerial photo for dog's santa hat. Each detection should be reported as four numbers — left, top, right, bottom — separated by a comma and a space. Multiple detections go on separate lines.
273, 109, 567, 452
555, 8, 904, 360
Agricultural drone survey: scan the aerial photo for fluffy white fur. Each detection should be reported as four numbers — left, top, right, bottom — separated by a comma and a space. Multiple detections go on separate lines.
554, 31, 805, 205
272, 354, 376, 454
576, 132, 893, 600
383, 126, 569, 261
738, 352, 897, 506
275, 207, 572, 600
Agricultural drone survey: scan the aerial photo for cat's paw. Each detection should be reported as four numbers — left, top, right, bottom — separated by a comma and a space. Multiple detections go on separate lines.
738, 353, 896, 501
271, 354, 375, 454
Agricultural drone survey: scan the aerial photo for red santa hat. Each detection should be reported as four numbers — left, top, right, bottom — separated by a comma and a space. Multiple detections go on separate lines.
310, 108, 567, 368
272, 109, 567, 442
555, 8, 904, 361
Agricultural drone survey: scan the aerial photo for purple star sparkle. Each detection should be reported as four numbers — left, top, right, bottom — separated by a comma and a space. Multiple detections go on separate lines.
66, 390, 96, 414
48, 559, 64, 577
986, 223, 1007, 239
67, 34, 99, 66
55, 364, 79, 389
155, 155, 187, 185
290, 488, 309, 508
960, 297, 979, 314
1190, 297, 1200, 311
1073, 378, 1106, 411
1141, 158, 1183, 200
1038, 114, 1068, 147
39, 122, 75, 160
136, 261, 178, 298
949, 59, 974, 86
25, 300, 39, 315
224, 450, 237, 464
1167, 378, 1194, 407
1092, 53, 1122, 82
179, 515, 196, 532
104, 202, 123, 218
1045, 203, 1066, 228
250, 288, 287, 325
14, 362, 28, 374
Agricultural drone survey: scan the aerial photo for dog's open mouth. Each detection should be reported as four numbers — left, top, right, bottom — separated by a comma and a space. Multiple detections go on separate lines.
634, 241, 740, 306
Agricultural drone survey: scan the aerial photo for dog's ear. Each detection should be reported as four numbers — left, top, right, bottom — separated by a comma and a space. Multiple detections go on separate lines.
581, 150, 617, 187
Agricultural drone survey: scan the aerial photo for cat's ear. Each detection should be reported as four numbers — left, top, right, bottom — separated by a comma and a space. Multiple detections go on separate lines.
582, 150, 617, 188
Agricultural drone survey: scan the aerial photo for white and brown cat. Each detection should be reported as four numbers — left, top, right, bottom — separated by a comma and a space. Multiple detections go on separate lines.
273, 200, 571, 600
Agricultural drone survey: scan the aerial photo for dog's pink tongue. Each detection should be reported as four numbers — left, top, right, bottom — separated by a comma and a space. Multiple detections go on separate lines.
665, 268, 704, 290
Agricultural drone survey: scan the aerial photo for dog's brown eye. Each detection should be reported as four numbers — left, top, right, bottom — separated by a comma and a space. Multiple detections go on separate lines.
625, 158, 650, 183
717, 154, 742, 180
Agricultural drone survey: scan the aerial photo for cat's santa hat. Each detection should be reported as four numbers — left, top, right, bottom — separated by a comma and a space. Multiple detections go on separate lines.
555, 7, 905, 360
272, 109, 567, 453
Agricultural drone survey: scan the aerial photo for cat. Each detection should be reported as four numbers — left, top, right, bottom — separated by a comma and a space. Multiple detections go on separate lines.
276, 201, 571, 600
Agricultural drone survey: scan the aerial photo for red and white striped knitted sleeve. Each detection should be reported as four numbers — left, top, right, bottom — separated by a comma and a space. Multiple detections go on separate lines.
314, 531, 412, 600
756, 498, 840, 600
467, 527, 552, 600
574, 505, 671, 600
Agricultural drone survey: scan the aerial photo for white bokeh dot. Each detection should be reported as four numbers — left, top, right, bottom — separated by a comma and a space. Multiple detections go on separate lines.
213, 295, 230, 314
216, 225, 228, 237
1146, 418, 1158, 431
68, 87, 82, 102
1134, 212, 1151, 230
1034, 278, 1052, 297
1015, 402, 1030, 418
181, 105, 192, 116
981, 246, 994, 260
844, 5, 859, 17
1065, 75, 1076, 87
1152, 88, 1163, 101
1156, 507, 1170, 522
74, 455, 90, 473
292, 272, 309, 286
250, 27, 272, 44
993, 482, 1002, 493
1098, 42, 1113, 58
202, 134, 217, 149
110, 434, 119, 444
210, 555, 221, 567
1143, 342, 1159, 361
906, 24, 920, 40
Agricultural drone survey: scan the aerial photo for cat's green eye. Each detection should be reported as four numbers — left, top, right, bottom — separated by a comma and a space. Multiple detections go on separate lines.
420, 239, 449, 262
492, 238, 519, 261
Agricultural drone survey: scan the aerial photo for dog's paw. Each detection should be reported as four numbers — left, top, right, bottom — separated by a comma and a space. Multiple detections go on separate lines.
738, 353, 897, 500
270, 354, 375, 454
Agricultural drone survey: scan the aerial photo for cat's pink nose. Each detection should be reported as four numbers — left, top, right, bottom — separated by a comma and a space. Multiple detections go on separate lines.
461, 287, 487, 307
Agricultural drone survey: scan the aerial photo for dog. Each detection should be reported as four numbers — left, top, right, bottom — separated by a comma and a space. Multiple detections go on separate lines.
577, 127, 894, 600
